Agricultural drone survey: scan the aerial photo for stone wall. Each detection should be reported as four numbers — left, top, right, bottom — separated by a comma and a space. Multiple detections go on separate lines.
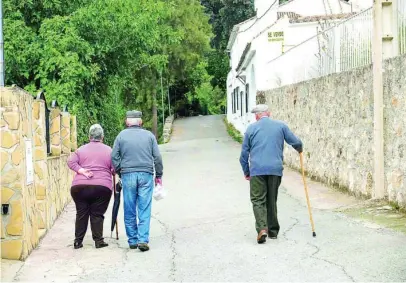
47, 156, 72, 226
1, 86, 77, 260
163, 115, 174, 143
262, 54, 406, 207
33, 100, 48, 232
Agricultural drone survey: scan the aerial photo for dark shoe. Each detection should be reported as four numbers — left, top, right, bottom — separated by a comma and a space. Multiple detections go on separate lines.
268, 232, 278, 239
95, 241, 109, 249
257, 230, 268, 244
138, 243, 150, 252
74, 241, 83, 249
129, 244, 138, 249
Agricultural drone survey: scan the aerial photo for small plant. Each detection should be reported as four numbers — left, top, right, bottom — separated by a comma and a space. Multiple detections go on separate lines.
223, 117, 243, 144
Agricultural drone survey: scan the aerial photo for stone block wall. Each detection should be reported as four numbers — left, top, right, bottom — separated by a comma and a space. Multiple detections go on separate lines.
70, 116, 78, 151
47, 156, 72, 226
33, 100, 48, 231
61, 112, 71, 154
262, 54, 406, 207
49, 108, 61, 156
163, 115, 174, 143
1, 86, 77, 260
1, 87, 38, 259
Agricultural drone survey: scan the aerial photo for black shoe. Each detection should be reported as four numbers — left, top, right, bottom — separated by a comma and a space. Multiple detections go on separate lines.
95, 241, 109, 249
268, 232, 278, 239
129, 244, 138, 249
74, 241, 83, 249
138, 243, 150, 252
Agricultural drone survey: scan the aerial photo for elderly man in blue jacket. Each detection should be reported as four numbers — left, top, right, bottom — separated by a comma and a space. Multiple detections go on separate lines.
240, 104, 303, 244
112, 110, 163, 252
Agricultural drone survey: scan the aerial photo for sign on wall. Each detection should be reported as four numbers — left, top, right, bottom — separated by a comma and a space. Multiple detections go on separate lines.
25, 139, 34, 185
268, 31, 284, 42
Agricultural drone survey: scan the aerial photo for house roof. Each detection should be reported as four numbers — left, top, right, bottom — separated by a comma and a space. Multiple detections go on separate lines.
277, 11, 301, 20
226, 16, 256, 51
235, 42, 252, 72
289, 13, 356, 24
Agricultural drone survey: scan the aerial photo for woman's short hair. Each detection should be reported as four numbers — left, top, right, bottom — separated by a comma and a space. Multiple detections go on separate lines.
89, 124, 104, 141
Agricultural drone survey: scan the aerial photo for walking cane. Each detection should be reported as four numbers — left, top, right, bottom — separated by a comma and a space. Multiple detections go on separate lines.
299, 152, 317, 237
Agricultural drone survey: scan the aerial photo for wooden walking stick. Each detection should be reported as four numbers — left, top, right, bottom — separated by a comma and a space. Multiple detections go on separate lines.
299, 152, 317, 237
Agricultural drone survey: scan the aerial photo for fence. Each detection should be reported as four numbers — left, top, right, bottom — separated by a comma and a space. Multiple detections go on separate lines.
265, 5, 406, 89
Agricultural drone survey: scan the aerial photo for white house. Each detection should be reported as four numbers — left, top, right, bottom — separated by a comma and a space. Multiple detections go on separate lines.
226, 0, 372, 134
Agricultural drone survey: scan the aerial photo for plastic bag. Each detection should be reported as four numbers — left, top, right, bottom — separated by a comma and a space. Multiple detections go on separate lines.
153, 183, 167, 201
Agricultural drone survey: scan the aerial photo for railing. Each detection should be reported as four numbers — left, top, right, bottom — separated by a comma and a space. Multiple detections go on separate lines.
265, 8, 373, 89
265, 4, 406, 89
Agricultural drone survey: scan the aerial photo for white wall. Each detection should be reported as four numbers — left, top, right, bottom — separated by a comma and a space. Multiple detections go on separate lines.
228, 0, 363, 134
350, 0, 373, 10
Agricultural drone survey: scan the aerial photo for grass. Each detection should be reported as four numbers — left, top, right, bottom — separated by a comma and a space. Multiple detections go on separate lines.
339, 200, 406, 234
223, 117, 243, 144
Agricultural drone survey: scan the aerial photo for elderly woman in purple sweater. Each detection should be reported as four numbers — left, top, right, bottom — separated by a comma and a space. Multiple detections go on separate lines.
67, 124, 114, 249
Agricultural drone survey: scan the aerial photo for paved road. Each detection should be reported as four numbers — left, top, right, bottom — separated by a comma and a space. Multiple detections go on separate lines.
6, 115, 406, 282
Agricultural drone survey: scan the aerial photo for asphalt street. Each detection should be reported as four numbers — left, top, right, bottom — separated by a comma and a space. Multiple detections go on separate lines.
5, 115, 406, 282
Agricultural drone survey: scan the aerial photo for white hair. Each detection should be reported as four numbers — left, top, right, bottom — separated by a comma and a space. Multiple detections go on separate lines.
126, 117, 142, 126
89, 124, 104, 141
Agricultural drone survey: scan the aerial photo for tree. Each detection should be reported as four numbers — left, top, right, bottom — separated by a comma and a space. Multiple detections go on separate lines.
197, 0, 255, 115
3, 0, 217, 145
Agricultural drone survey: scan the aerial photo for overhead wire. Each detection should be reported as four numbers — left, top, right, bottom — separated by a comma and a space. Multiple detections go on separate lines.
237, 0, 278, 34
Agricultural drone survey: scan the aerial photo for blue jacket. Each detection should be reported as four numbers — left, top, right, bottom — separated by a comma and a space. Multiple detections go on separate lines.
239, 117, 303, 177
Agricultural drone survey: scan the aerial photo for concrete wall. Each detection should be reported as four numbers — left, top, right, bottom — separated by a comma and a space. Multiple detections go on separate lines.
163, 115, 174, 144
261, 55, 406, 207
1, 86, 76, 260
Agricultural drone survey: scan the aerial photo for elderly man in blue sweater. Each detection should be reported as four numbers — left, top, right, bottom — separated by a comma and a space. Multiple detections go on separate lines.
112, 110, 163, 252
240, 104, 303, 244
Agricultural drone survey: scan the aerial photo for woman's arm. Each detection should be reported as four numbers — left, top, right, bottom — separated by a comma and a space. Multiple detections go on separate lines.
67, 151, 82, 173
67, 150, 93, 179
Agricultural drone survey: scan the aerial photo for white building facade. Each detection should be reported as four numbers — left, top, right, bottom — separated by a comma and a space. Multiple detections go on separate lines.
226, 0, 371, 134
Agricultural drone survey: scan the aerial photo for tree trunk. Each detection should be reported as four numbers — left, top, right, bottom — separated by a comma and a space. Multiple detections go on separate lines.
152, 85, 158, 140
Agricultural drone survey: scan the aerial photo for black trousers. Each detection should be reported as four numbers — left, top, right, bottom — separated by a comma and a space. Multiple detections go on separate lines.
250, 175, 282, 237
71, 185, 112, 244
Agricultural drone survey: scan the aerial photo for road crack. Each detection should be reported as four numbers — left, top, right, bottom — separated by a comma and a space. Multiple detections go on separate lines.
282, 217, 300, 244
152, 214, 177, 282
12, 263, 26, 282
307, 242, 355, 282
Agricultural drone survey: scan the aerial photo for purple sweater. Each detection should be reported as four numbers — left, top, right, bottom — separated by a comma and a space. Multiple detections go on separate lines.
67, 141, 114, 190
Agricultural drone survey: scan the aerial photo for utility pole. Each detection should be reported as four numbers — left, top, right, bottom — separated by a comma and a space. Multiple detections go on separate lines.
160, 70, 165, 128
372, 0, 398, 199
167, 79, 171, 117
372, 0, 384, 198
0, 0, 5, 87
152, 76, 158, 140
